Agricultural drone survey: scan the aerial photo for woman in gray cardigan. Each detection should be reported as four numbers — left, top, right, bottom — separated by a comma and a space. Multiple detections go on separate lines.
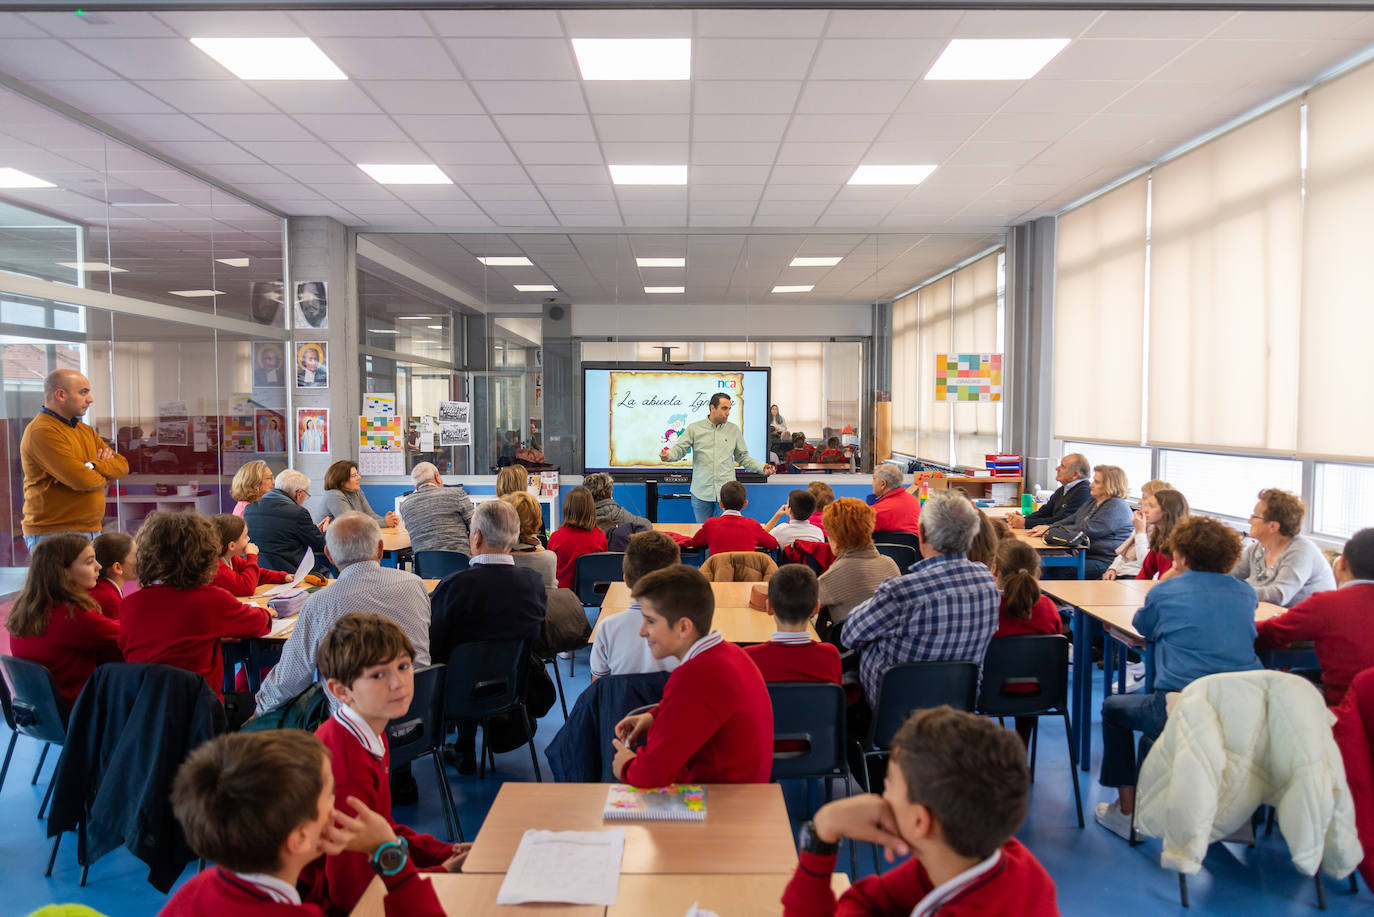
320, 460, 398, 527
1231, 488, 1336, 607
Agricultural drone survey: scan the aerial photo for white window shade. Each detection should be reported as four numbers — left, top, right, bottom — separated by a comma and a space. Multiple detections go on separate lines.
1300, 59, 1374, 461
917, 276, 953, 466
1053, 176, 1147, 445
1148, 102, 1301, 454
890, 288, 919, 457
702, 341, 755, 362
951, 251, 1002, 466
768, 341, 824, 435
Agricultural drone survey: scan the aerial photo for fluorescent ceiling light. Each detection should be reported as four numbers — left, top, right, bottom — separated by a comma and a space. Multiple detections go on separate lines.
0, 167, 55, 189
924, 38, 1070, 81
358, 163, 451, 185
572, 38, 691, 81
789, 257, 843, 267
57, 261, 125, 273
610, 164, 687, 185
514, 284, 558, 292
848, 164, 937, 185
636, 257, 685, 268
397, 315, 433, 320
427, 325, 444, 330
190, 37, 347, 81
169, 289, 224, 297
644, 286, 684, 294
772, 285, 814, 294
477, 256, 532, 266
368, 329, 399, 334
215, 257, 250, 268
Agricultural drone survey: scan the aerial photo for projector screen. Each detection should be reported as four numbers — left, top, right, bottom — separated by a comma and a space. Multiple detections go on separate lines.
582, 363, 771, 474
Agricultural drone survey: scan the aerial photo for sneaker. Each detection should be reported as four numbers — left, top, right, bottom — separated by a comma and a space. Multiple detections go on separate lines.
443, 742, 478, 775
1095, 801, 1135, 842
1127, 662, 1146, 685
557, 651, 571, 660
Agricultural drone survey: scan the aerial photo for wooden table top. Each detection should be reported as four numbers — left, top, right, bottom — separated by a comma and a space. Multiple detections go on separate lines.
1068, 594, 1286, 641
242, 578, 439, 640
380, 526, 410, 552
652, 522, 701, 537
462, 783, 798, 876
593, 582, 815, 644
1039, 579, 1154, 607
349, 873, 601, 917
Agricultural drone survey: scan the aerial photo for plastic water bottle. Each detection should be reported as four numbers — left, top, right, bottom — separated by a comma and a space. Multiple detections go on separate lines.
1021, 492, 1034, 515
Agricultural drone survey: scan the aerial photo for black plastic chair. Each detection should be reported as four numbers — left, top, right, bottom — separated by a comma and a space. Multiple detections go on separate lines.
443, 639, 541, 781
414, 550, 470, 579
573, 552, 626, 608
874, 542, 918, 571
976, 635, 1083, 828
768, 681, 851, 810
0, 656, 68, 819
858, 661, 979, 792
872, 531, 920, 552
387, 664, 463, 843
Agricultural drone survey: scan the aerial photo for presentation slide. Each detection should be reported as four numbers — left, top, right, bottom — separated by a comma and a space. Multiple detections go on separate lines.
583, 364, 770, 473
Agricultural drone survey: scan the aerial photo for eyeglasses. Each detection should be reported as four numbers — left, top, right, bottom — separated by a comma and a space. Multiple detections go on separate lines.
1248, 514, 1265, 522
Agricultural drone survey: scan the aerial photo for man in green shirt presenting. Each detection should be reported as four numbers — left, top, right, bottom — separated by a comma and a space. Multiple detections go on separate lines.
659, 392, 775, 522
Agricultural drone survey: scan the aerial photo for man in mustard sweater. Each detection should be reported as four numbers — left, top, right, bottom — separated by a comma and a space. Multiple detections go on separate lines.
21, 369, 128, 550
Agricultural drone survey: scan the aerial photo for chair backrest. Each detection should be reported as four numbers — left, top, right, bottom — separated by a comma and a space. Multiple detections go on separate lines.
0, 673, 16, 731
872, 531, 920, 551
0, 655, 68, 745
387, 663, 446, 769
701, 551, 777, 582
767, 682, 846, 781
871, 661, 978, 749
415, 550, 470, 579
443, 639, 530, 721
574, 552, 626, 606
874, 542, 918, 571
977, 635, 1070, 717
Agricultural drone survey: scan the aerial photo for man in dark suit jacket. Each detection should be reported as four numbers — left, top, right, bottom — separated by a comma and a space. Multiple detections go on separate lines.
243, 468, 332, 575
1009, 453, 1092, 530
429, 499, 547, 772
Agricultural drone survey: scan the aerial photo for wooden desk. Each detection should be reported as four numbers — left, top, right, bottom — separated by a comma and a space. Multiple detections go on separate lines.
790, 462, 851, 473
350, 873, 600, 917
463, 783, 798, 876
1014, 531, 1085, 578
593, 582, 815, 644
380, 526, 410, 554
653, 522, 701, 538
1039, 579, 1153, 607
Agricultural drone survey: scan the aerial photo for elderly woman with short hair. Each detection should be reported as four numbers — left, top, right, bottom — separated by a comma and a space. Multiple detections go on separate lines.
397, 461, 475, 556
502, 491, 557, 588
229, 460, 275, 517
242, 468, 331, 576
1231, 488, 1336, 607
320, 459, 398, 527
1031, 464, 1135, 580
816, 498, 901, 642
583, 472, 650, 532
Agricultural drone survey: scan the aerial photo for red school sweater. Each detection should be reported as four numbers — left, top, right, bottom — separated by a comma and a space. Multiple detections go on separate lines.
782, 838, 1060, 917
158, 863, 442, 917
547, 525, 608, 589
212, 554, 291, 597
686, 512, 779, 556
302, 713, 453, 916
744, 639, 842, 685
117, 583, 270, 701
994, 595, 1063, 638
89, 577, 123, 620
7, 602, 122, 707
1256, 583, 1374, 707
621, 636, 774, 787
1136, 549, 1174, 581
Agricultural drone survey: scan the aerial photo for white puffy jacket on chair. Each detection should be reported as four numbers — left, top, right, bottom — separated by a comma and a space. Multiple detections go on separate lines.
1135, 669, 1362, 878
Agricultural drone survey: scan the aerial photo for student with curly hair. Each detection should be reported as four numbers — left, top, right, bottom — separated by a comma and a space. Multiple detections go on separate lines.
118, 511, 272, 720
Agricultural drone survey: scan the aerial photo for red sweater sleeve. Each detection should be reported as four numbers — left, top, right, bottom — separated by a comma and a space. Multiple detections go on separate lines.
757, 525, 779, 550
242, 554, 291, 585
1255, 594, 1327, 650
213, 588, 272, 639
621, 670, 725, 788
394, 823, 453, 868
685, 518, 714, 550
379, 862, 444, 917
783, 851, 927, 917
213, 559, 259, 596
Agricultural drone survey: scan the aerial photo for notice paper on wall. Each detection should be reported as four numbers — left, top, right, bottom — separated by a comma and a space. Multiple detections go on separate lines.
363, 392, 396, 416
439, 400, 469, 423
419, 415, 435, 451
495, 828, 624, 906
439, 421, 470, 446
357, 452, 405, 476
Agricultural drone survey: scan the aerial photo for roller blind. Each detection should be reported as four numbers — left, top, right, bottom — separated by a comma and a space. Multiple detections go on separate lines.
769, 341, 824, 434
917, 276, 953, 466
1148, 102, 1301, 454
890, 288, 919, 457
1053, 176, 1147, 444
1300, 59, 1374, 461
951, 251, 1001, 465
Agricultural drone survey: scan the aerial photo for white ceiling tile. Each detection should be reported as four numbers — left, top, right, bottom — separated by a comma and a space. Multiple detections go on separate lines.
690, 142, 779, 166
769, 164, 853, 184
824, 199, 898, 216
3, 13, 51, 38
247, 82, 385, 115
582, 82, 691, 115
423, 10, 558, 37
760, 184, 837, 202
289, 10, 437, 37
494, 114, 597, 143
796, 81, 912, 114
693, 81, 801, 114
394, 115, 502, 143
946, 140, 1048, 166
549, 200, 621, 216
950, 10, 1101, 39
864, 140, 963, 162
313, 38, 462, 80
1037, 39, 1195, 82
330, 140, 431, 162
24, 11, 172, 38
101, 112, 225, 142
539, 184, 615, 201
1083, 11, 1234, 40
690, 164, 774, 184
150, 140, 259, 164
362, 81, 485, 115
66, 38, 229, 80
692, 114, 789, 143
308, 182, 398, 201
1213, 11, 1374, 41
464, 183, 544, 201
35, 80, 174, 114
385, 183, 471, 201
277, 164, 369, 183
593, 114, 689, 143
446, 164, 529, 183
151, 10, 303, 37
237, 141, 349, 165
877, 112, 990, 142
690, 184, 762, 201
524, 164, 609, 184
901, 82, 1021, 114
443, 38, 579, 80
693, 39, 817, 80
1106, 81, 1247, 116
421, 142, 518, 164
825, 10, 964, 38
1155, 38, 1367, 84
775, 143, 869, 166
0, 39, 118, 80
137, 80, 276, 114
999, 80, 1130, 114
513, 142, 604, 165
557, 213, 622, 227
472, 81, 587, 114
205, 163, 295, 183
972, 111, 1090, 143
600, 141, 688, 163
559, 9, 693, 38
294, 114, 409, 143
689, 200, 759, 216
194, 113, 316, 142
811, 39, 944, 80
754, 213, 819, 227
690, 213, 753, 227
785, 114, 889, 144
696, 9, 829, 38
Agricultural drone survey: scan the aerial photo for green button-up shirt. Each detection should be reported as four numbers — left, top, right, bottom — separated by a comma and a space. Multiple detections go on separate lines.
666, 418, 766, 503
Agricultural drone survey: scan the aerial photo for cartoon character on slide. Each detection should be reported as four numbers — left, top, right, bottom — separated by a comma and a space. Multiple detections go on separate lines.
662, 413, 688, 455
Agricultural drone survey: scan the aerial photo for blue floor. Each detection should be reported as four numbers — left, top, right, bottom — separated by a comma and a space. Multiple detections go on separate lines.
2, 650, 1365, 916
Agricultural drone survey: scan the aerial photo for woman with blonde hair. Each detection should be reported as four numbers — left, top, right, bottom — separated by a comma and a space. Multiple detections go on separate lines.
816, 498, 901, 642
503, 490, 557, 588
1103, 479, 1172, 580
496, 464, 545, 542
229, 460, 274, 517
1032, 464, 1134, 580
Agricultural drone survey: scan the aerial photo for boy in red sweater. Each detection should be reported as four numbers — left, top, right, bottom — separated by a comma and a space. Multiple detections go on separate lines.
305, 612, 467, 915
90, 531, 135, 620
745, 564, 840, 685
686, 481, 778, 556
163, 730, 443, 916
782, 706, 1059, 917
611, 564, 773, 786
211, 513, 294, 597
817, 436, 847, 465
1256, 527, 1374, 707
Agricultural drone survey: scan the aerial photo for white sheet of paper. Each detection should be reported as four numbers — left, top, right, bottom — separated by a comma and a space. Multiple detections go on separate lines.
495, 828, 625, 906
686, 902, 720, 917
268, 616, 295, 637
263, 548, 313, 596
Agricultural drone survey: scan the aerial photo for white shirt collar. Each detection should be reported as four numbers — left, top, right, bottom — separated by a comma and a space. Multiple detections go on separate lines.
910, 848, 1003, 917
1063, 477, 1087, 490
770, 631, 813, 645
1341, 579, 1374, 590
469, 553, 515, 566
721, 509, 743, 517
682, 629, 724, 662
333, 704, 386, 760
231, 872, 301, 905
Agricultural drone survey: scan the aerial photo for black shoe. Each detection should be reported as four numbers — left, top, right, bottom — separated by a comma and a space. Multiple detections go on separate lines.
443, 743, 477, 775
390, 769, 419, 806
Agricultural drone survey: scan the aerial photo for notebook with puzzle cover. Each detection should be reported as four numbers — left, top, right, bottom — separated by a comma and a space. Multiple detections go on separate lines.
603, 784, 707, 822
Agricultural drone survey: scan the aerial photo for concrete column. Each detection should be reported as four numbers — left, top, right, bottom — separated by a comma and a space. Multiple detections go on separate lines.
1005, 217, 1056, 492
541, 301, 578, 473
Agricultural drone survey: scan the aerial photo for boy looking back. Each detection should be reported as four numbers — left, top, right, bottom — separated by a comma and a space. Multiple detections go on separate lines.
745, 564, 840, 685
162, 730, 442, 916
611, 564, 773, 786
765, 489, 827, 549
782, 706, 1059, 917
589, 530, 682, 680
686, 481, 778, 555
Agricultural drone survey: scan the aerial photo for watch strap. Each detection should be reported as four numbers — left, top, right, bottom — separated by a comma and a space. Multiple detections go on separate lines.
798, 820, 839, 856
370, 837, 410, 876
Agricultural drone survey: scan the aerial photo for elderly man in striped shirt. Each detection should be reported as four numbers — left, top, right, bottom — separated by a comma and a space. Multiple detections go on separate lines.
842, 491, 1001, 710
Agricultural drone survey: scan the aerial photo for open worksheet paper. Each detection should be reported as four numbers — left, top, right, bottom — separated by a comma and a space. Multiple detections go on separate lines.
495, 828, 625, 906
263, 548, 313, 596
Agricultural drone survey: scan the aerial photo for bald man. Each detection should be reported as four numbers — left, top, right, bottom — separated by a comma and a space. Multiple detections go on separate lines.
20, 369, 128, 550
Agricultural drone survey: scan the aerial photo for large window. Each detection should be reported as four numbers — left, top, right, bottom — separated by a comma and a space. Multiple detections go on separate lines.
1159, 450, 1302, 521
1059, 441, 1153, 500
1313, 463, 1374, 540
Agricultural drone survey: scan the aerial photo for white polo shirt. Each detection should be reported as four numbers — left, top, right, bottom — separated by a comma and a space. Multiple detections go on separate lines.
588, 601, 681, 679
769, 518, 827, 549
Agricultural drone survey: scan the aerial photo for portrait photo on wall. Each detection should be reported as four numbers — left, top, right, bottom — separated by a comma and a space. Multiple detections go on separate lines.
297, 408, 329, 454
294, 280, 328, 330
250, 280, 284, 326
254, 409, 287, 454
296, 342, 328, 388
253, 341, 286, 387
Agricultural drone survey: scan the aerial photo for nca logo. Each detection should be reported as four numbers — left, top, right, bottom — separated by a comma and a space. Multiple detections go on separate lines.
716, 378, 738, 389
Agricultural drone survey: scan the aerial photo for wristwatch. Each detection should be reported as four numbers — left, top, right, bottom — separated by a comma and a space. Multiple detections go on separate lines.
798, 820, 839, 856
369, 837, 409, 876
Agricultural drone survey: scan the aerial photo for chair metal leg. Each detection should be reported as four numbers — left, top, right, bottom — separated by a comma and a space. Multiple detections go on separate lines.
1178, 873, 1189, 907
527, 738, 543, 782
38, 774, 56, 820
1062, 713, 1084, 828
0, 731, 17, 796
45, 834, 61, 877
477, 720, 487, 781
1265, 805, 1276, 837
431, 752, 460, 842
78, 820, 89, 887
548, 659, 569, 720
1349, 874, 1359, 894
1315, 874, 1327, 910
568, 650, 575, 677
31, 742, 50, 784
1028, 719, 1039, 781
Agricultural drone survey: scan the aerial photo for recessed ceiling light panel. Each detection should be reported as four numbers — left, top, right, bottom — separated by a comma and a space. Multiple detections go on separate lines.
477, 256, 532, 266
190, 37, 347, 81
848, 164, 937, 185
772, 285, 815, 293
610, 164, 688, 185
572, 38, 691, 81
924, 38, 1070, 81
789, 257, 843, 267
0, 167, 55, 189
57, 261, 126, 272
514, 284, 558, 292
397, 315, 433, 320
358, 163, 451, 185
215, 257, 250, 268
169, 290, 224, 297
636, 257, 686, 268
644, 286, 685, 294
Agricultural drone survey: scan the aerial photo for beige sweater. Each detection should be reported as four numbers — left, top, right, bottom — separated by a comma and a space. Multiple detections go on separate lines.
818, 544, 901, 624
20, 411, 128, 534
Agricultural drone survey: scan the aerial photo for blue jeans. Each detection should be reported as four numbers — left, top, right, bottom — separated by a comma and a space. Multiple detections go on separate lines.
690, 496, 718, 523
1099, 690, 1170, 789
24, 531, 99, 552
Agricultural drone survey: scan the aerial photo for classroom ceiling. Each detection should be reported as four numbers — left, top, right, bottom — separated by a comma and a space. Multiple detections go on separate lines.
1, 7, 1373, 305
